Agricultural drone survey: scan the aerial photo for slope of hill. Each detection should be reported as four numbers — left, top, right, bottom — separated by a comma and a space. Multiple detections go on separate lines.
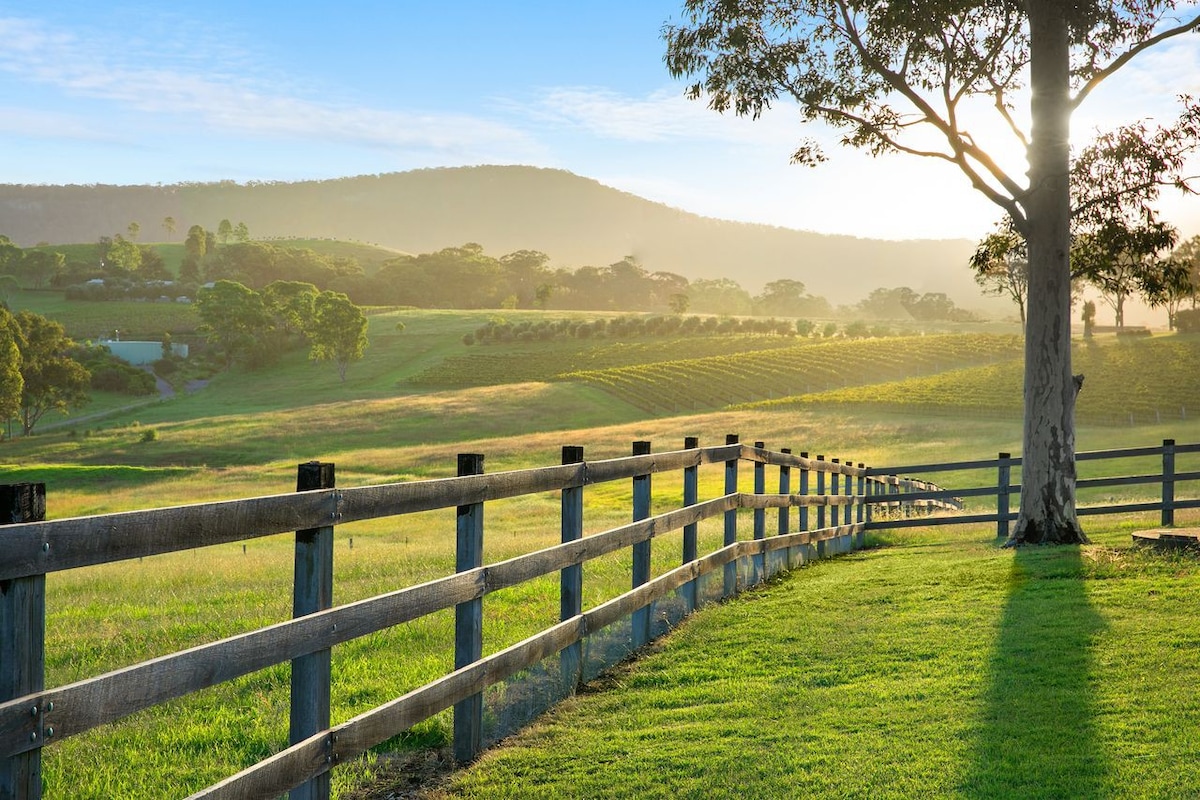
0, 166, 987, 308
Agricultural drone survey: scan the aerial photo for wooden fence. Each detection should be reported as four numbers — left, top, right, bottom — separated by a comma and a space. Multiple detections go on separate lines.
866, 439, 1200, 537
14, 437, 1194, 798
0, 436, 959, 800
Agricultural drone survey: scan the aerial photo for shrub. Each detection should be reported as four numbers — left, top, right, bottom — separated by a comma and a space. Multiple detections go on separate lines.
90, 365, 157, 395
843, 320, 870, 338
140, 428, 157, 442
1175, 308, 1200, 333
153, 357, 178, 376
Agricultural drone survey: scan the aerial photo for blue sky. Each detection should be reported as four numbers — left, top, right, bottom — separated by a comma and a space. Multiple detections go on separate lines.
2, 2, 1198, 240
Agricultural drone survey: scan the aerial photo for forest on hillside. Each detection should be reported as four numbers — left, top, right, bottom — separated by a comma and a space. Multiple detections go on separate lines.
0, 166, 986, 308
0, 230, 983, 323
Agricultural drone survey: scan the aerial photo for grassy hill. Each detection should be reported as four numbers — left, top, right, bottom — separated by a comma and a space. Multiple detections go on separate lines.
0, 167, 989, 309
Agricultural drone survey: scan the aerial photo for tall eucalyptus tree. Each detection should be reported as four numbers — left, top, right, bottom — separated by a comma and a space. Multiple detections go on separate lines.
665, 1, 1200, 543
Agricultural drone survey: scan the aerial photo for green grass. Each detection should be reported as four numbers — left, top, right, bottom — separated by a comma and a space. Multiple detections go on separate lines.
431, 522, 1200, 799
757, 334, 1200, 426
9, 289, 199, 340
25, 405, 1200, 798
7, 304, 1200, 798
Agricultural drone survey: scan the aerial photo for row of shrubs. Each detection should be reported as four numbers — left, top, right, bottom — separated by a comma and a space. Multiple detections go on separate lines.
461, 315, 921, 346
64, 279, 192, 302
463, 315, 800, 345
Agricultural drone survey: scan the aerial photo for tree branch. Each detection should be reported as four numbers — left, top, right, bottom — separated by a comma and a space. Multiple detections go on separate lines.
1072, 13, 1200, 111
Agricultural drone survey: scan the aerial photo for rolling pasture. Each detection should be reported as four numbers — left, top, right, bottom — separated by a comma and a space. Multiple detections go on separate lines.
3, 301, 1199, 798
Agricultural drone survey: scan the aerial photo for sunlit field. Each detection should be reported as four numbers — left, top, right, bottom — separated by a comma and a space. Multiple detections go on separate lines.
5, 305, 1198, 798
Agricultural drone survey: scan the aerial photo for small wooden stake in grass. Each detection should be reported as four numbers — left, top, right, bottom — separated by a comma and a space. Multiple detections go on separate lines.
0, 483, 46, 800
454, 453, 485, 763
291, 462, 334, 800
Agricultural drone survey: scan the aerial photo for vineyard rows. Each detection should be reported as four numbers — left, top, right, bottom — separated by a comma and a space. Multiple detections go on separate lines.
405, 334, 809, 389
561, 334, 1023, 413
770, 335, 1200, 426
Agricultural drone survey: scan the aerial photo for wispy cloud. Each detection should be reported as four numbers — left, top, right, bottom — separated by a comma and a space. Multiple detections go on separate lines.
0, 15, 537, 158
517, 85, 801, 146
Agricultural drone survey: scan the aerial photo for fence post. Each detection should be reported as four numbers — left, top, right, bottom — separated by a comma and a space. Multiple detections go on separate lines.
560, 446, 584, 692
868, 472, 878, 527
777, 448, 793, 573
844, 459, 854, 527
753, 442, 766, 540
724, 434, 739, 597
816, 456, 827, 531
997, 453, 1011, 540
798, 452, 809, 534
683, 437, 699, 613
454, 454, 485, 763
632, 441, 653, 648
856, 465, 865, 525
752, 442, 766, 584
856, 464, 866, 548
779, 448, 792, 536
1162, 439, 1176, 527
291, 462, 335, 800
832, 459, 843, 553
0, 483, 46, 800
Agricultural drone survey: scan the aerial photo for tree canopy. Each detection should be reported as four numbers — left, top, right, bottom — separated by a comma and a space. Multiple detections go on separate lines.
665, 1, 1200, 544
308, 291, 368, 381
13, 310, 89, 435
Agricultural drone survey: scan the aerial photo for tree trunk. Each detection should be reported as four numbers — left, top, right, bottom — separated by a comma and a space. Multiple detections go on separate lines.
1011, 0, 1087, 545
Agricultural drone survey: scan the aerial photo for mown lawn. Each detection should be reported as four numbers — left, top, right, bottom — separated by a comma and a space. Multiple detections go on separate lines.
429, 522, 1200, 799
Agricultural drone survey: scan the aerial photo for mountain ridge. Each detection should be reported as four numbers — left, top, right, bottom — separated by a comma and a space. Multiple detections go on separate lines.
0, 165, 988, 308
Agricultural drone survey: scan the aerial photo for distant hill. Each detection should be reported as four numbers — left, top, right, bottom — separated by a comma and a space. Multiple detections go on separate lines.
0, 166, 989, 308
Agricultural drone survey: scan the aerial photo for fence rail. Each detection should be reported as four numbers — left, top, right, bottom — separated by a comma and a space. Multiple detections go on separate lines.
5, 437, 1193, 799
0, 438, 949, 800
865, 439, 1200, 537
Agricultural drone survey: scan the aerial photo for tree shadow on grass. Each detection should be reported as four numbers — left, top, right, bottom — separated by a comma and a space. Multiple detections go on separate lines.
962, 546, 1108, 798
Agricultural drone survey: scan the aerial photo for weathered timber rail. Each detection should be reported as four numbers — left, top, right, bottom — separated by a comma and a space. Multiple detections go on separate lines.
0, 437, 957, 800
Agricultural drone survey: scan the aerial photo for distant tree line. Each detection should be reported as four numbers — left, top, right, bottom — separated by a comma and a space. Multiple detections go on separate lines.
330, 245, 849, 318
4, 230, 990, 323
852, 287, 982, 322
974, 212, 1200, 331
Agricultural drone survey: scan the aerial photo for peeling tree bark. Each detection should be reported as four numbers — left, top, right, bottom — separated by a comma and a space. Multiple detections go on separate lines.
1012, 0, 1087, 545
